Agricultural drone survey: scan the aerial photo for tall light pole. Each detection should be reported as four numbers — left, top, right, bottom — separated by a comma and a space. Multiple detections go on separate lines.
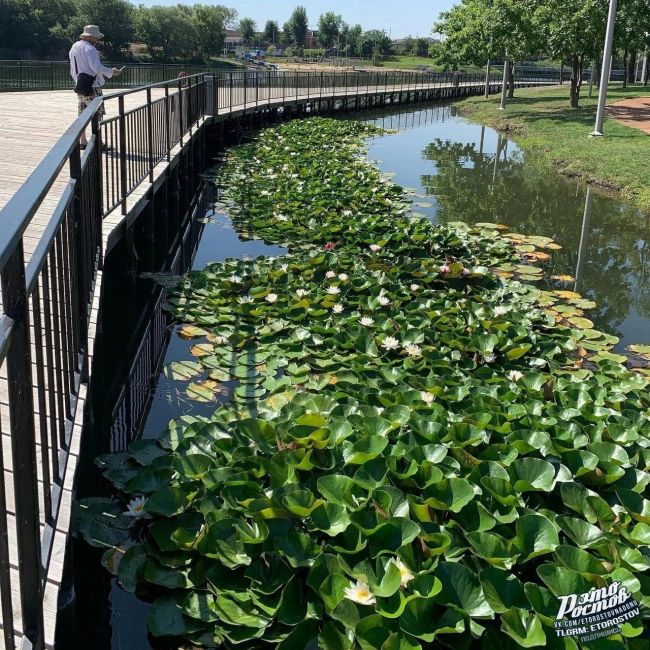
591, 0, 618, 136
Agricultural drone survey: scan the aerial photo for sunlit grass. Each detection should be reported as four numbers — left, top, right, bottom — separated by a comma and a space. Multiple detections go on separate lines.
456, 83, 650, 210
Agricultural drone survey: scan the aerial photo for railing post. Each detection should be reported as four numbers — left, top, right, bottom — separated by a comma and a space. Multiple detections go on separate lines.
69, 142, 90, 383
307, 71, 310, 100
178, 79, 184, 146
50, 61, 54, 90
212, 73, 218, 116
146, 87, 154, 183
118, 95, 128, 215
255, 71, 259, 105
244, 71, 248, 109
164, 84, 171, 162
1, 243, 45, 650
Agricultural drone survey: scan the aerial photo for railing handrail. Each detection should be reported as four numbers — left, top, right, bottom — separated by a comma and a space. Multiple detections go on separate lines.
0, 96, 102, 271
102, 71, 208, 99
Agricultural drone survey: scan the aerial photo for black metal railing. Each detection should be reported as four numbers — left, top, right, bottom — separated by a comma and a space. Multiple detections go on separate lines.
0, 98, 103, 649
0, 65, 562, 649
0, 60, 240, 92
0, 58, 630, 93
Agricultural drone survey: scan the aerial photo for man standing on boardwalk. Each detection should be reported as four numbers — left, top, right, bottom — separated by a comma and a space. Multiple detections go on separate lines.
69, 25, 123, 148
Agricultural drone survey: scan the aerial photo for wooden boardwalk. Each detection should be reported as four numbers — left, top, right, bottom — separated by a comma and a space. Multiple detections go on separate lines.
0, 75, 549, 648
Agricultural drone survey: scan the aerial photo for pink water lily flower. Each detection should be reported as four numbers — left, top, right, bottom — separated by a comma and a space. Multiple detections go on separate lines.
439, 264, 450, 274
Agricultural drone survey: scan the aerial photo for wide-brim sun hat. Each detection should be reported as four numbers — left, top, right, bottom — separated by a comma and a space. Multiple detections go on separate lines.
80, 25, 104, 39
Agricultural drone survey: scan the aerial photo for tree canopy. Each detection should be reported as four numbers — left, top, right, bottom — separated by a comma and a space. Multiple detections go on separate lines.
318, 11, 343, 49
238, 17, 256, 45
284, 5, 309, 49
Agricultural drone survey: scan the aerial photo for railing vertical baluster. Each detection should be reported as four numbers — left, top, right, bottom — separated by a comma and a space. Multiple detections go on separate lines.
118, 95, 128, 215
1, 243, 45, 650
229, 72, 233, 112
164, 85, 171, 162
146, 88, 154, 183
178, 79, 184, 146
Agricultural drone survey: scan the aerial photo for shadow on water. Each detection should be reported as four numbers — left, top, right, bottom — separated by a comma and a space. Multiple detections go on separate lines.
366, 105, 650, 350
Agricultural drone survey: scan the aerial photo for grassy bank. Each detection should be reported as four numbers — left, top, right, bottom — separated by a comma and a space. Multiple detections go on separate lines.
455, 84, 650, 210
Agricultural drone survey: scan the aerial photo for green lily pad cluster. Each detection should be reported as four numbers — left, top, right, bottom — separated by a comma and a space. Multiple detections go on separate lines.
74, 118, 650, 648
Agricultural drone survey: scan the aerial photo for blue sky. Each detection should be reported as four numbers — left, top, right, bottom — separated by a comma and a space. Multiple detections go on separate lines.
137, 1, 456, 38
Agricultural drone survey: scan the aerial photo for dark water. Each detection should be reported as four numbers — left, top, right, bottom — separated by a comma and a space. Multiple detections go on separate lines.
365, 105, 650, 350
88, 103, 650, 648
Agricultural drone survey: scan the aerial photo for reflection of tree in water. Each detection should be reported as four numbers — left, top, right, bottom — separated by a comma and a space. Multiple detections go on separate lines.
420, 133, 650, 339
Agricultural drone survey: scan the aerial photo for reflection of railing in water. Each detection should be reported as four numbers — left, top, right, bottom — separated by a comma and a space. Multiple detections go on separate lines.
368, 103, 456, 131
107, 187, 213, 453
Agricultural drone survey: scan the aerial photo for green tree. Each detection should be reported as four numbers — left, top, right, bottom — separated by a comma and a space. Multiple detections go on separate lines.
414, 37, 429, 57
134, 5, 196, 59
358, 29, 391, 62
238, 17, 256, 45
284, 5, 308, 49
345, 24, 363, 57
317, 11, 342, 49
615, 0, 650, 85
193, 4, 236, 59
534, 0, 606, 107
434, 0, 538, 98
263, 19, 279, 46
74, 0, 134, 55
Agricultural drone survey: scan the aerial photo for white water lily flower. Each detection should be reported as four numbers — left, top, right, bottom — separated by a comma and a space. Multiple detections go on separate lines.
296, 289, 309, 298
507, 370, 524, 382
325, 270, 337, 279
332, 303, 344, 313
228, 275, 242, 283
378, 296, 390, 306
265, 293, 278, 303
360, 317, 375, 327
275, 213, 288, 222
124, 496, 147, 518
410, 284, 420, 291
404, 344, 422, 357
212, 335, 229, 345
260, 190, 270, 196
392, 558, 415, 587
338, 273, 349, 281
483, 353, 496, 363
369, 244, 382, 253
343, 210, 352, 217
420, 391, 434, 404
344, 580, 376, 606
327, 286, 341, 295
382, 336, 400, 351
238, 296, 252, 304
279, 264, 288, 272
494, 305, 509, 316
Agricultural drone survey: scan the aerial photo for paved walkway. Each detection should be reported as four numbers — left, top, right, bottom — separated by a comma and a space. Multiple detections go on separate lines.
606, 95, 650, 134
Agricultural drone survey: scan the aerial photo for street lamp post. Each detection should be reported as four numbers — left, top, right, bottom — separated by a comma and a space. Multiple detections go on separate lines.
591, 0, 618, 136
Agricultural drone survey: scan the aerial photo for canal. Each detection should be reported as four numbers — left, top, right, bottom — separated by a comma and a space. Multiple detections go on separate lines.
62, 102, 650, 648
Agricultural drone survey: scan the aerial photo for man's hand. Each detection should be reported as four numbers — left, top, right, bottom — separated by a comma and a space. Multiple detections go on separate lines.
112, 67, 124, 77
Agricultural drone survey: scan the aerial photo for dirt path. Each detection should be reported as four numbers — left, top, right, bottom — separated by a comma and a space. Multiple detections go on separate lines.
606, 95, 650, 134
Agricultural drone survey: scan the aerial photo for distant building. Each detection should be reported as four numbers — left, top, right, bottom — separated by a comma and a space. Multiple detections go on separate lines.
224, 30, 245, 51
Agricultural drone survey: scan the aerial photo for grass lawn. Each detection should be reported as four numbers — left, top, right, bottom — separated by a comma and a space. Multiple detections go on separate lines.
456, 83, 650, 210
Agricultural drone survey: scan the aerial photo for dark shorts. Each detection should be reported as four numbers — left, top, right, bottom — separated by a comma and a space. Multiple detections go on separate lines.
77, 87, 105, 117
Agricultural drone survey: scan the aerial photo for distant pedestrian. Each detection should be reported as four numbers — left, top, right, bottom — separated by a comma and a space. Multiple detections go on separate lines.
69, 25, 123, 148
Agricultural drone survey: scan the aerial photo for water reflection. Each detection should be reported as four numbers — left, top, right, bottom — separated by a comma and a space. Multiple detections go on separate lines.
366, 106, 650, 348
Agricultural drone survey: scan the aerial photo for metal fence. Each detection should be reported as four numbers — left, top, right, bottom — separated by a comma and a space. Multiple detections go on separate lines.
0, 67, 559, 649
0, 59, 631, 93
0, 60, 239, 92
0, 100, 103, 649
